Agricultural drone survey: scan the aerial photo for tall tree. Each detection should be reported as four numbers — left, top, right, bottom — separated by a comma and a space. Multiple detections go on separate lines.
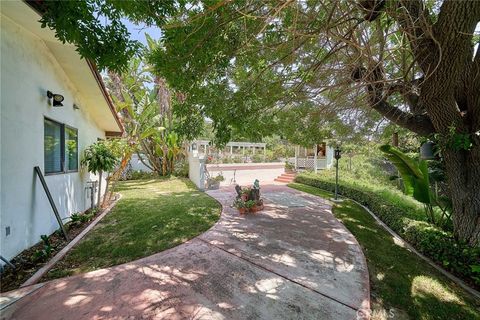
105, 57, 183, 176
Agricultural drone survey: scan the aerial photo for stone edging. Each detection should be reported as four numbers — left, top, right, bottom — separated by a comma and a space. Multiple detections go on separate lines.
20, 194, 122, 288
347, 197, 480, 300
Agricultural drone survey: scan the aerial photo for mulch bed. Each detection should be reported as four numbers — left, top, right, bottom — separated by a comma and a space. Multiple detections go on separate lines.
0, 205, 110, 293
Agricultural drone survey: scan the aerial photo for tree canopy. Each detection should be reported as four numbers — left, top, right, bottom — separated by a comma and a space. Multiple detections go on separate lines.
35, 0, 180, 72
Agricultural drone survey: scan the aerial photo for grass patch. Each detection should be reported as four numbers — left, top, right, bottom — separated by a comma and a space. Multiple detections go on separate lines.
289, 183, 480, 320
45, 177, 220, 280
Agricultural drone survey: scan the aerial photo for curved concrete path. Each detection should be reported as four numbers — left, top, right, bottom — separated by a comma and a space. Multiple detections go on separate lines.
2, 185, 369, 320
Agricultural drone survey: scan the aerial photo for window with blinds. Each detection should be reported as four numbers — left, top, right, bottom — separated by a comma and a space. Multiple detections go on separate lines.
44, 119, 63, 174
44, 118, 78, 174
65, 127, 78, 171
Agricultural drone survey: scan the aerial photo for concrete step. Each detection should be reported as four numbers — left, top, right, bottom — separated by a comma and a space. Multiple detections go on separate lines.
281, 172, 296, 177
274, 172, 297, 183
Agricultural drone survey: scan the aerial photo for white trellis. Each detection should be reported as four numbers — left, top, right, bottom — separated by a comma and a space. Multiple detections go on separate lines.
287, 143, 334, 172
190, 140, 267, 162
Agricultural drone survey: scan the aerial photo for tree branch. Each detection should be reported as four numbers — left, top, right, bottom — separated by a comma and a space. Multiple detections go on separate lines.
394, 0, 437, 74
136, 152, 154, 171
385, 79, 423, 115
371, 99, 434, 136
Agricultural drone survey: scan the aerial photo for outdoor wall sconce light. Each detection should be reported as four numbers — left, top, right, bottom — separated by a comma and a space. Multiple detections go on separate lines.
47, 90, 64, 107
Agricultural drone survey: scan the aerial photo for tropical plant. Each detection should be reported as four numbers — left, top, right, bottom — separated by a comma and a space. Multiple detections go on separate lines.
380, 145, 450, 226
105, 39, 185, 177
81, 141, 118, 208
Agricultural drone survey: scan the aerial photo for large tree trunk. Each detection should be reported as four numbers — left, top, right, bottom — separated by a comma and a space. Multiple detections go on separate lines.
443, 145, 480, 246
360, 1, 480, 246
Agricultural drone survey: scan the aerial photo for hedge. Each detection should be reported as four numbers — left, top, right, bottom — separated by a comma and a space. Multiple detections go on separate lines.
295, 174, 480, 288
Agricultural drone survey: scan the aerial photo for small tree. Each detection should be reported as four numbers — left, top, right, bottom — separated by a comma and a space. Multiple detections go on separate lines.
81, 141, 117, 208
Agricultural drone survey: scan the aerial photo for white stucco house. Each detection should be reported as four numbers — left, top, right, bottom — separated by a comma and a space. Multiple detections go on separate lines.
0, 1, 123, 262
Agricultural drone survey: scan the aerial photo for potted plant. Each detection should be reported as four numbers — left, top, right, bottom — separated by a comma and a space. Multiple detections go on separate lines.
207, 174, 225, 190
285, 161, 295, 173
245, 200, 257, 213
256, 199, 264, 211
233, 198, 247, 214
241, 187, 251, 201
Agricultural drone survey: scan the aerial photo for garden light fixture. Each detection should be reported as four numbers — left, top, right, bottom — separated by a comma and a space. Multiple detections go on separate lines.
334, 148, 342, 160
331, 148, 344, 203
47, 90, 64, 107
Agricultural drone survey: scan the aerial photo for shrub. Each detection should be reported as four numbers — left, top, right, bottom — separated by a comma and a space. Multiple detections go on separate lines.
222, 156, 233, 164
70, 213, 82, 225
252, 154, 264, 163
295, 173, 480, 287
173, 160, 189, 177
128, 170, 157, 180
232, 156, 244, 164
285, 161, 295, 171
32, 235, 53, 262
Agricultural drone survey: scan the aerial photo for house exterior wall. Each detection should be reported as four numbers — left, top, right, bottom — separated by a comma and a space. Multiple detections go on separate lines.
326, 146, 334, 169
0, 15, 107, 260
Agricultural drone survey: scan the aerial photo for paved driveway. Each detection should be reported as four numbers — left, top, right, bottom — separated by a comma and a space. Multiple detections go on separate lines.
2, 185, 369, 320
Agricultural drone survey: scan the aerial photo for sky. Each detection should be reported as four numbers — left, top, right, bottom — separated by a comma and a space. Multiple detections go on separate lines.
122, 19, 162, 45
121, 19, 480, 57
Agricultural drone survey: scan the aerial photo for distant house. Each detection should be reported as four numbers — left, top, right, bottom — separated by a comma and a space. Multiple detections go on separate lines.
290, 143, 335, 171
0, 1, 123, 262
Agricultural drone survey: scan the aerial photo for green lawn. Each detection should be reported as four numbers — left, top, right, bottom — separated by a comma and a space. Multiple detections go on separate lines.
45, 178, 221, 280
289, 183, 480, 320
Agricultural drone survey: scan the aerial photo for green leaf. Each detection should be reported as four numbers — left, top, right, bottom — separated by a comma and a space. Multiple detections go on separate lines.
471, 265, 480, 274
380, 145, 431, 204
140, 127, 158, 139
414, 160, 431, 204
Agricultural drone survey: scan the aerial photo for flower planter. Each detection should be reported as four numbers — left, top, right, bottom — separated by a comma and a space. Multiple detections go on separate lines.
234, 184, 264, 215
207, 181, 220, 190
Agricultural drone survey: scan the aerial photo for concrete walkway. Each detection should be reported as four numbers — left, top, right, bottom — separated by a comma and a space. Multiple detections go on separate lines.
2, 185, 369, 320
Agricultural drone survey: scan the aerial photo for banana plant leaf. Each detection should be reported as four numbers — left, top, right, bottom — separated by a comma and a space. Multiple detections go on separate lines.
140, 127, 158, 139
414, 160, 431, 204
380, 145, 431, 204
